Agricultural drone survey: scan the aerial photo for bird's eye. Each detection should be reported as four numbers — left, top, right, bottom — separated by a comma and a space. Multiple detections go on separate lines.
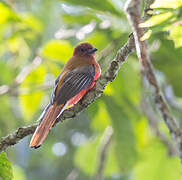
80, 48, 85, 52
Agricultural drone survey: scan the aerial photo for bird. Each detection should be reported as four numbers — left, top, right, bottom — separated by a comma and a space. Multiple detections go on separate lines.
29, 42, 101, 148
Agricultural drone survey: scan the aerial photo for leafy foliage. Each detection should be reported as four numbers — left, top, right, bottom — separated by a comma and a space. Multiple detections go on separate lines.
41, 40, 73, 63
141, 0, 182, 47
0, 152, 13, 180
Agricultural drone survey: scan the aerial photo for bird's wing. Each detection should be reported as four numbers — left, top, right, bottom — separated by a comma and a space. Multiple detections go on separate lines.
51, 64, 95, 106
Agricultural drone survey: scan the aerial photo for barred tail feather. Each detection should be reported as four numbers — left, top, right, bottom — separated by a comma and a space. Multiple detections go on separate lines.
29, 104, 66, 148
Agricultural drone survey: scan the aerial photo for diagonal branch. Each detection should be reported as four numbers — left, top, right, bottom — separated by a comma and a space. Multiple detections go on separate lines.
125, 0, 182, 161
0, 35, 135, 153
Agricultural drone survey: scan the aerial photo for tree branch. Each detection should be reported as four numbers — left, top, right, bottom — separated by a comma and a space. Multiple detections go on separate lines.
125, 0, 182, 161
0, 34, 135, 153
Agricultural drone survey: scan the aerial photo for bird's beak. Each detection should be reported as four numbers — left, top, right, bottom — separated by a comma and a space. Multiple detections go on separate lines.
87, 48, 98, 54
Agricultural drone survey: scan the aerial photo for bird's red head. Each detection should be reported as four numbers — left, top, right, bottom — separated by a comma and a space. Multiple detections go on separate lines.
73, 42, 97, 57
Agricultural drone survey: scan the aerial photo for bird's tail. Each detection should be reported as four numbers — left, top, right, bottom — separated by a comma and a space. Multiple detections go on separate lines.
29, 103, 66, 148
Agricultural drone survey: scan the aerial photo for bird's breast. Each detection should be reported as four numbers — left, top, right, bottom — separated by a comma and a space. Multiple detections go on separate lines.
93, 62, 101, 81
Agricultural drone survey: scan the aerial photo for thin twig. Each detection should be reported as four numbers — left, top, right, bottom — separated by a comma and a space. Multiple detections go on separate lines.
125, 0, 182, 161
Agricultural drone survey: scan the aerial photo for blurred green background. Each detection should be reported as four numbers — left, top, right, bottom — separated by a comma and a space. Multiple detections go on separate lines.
0, 0, 182, 179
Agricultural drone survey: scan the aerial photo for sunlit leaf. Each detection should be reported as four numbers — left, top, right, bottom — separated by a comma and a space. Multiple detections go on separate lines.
0, 3, 19, 25
140, 30, 152, 41
168, 25, 182, 47
0, 152, 13, 180
140, 12, 173, 28
7, 36, 30, 61
104, 83, 114, 96
135, 117, 150, 149
41, 40, 73, 63
21, 13, 43, 33
151, 0, 182, 9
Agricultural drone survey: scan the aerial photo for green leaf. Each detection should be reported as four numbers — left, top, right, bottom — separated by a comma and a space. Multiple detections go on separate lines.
140, 12, 173, 28
135, 118, 151, 149
0, 152, 13, 180
21, 13, 43, 33
60, 0, 122, 17
0, 3, 19, 25
151, 0, 182, 9
19, 91, 44, 121
140, 30, 152, 41
168, 25, 182, 47
103, 96, 137, 172
41, 40, 73, 63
